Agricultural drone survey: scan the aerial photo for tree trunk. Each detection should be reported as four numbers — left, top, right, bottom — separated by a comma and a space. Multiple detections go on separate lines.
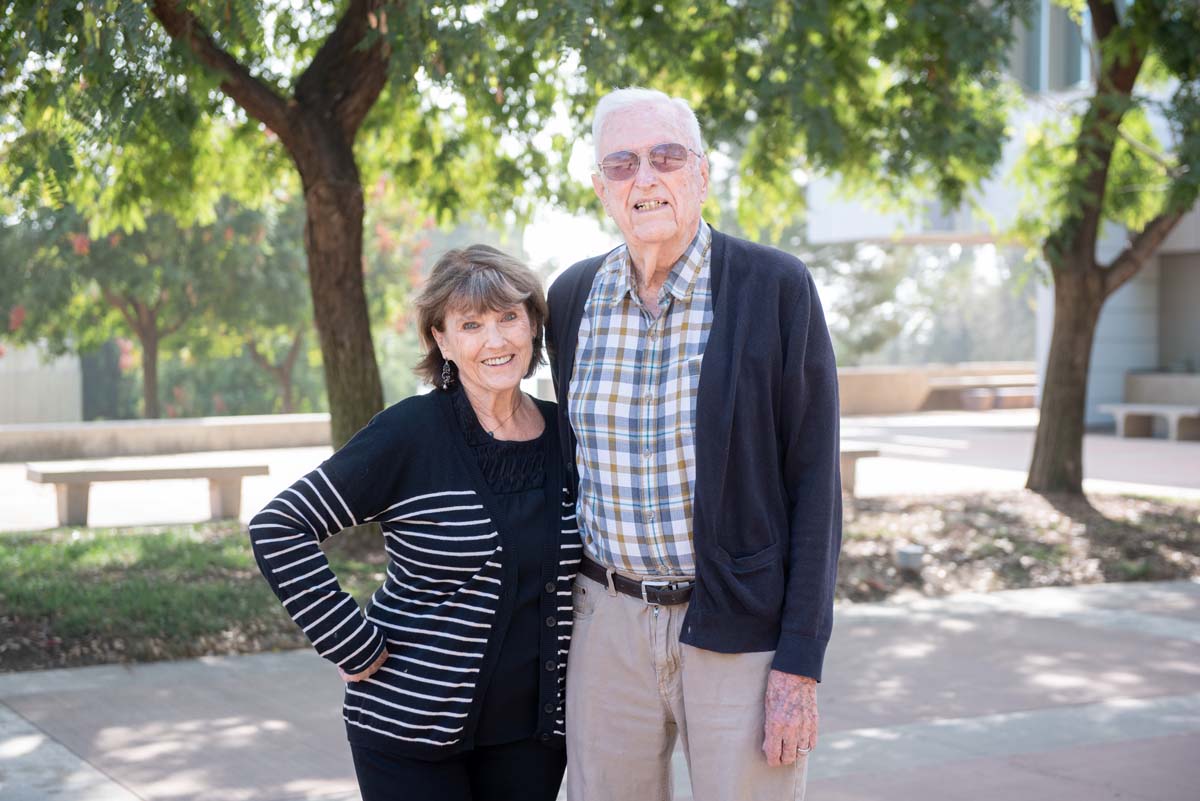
147, 0, 389, 448
279, 368, 296, 414
1026, 267, 1106, 494
301, 146, 384, 448
279, 331, 303, 414
141, 331, 160, 419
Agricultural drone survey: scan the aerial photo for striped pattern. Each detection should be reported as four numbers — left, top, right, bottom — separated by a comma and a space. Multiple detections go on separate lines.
249, 457, 580, 752
568, 221, 713, 577
553, 487, 582, 736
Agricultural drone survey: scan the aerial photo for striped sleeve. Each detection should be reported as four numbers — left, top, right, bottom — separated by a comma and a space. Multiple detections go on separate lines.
249, 465, 384, 673
248, 411, 402, 674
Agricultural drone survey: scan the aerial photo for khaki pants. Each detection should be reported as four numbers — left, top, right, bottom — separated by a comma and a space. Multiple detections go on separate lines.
566, 573, 807, 801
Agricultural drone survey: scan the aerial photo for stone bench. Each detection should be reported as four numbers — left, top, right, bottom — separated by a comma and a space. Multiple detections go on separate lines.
926, 374, 1038, 390
25, 455, 270, 526
840, 443, 882, 497
1097, 403, 1200, 441
923, 374, 1037, 411
961, 385, 1038, 411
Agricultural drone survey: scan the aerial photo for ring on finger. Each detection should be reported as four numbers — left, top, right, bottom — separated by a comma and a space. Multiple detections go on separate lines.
796, 746, 812, 755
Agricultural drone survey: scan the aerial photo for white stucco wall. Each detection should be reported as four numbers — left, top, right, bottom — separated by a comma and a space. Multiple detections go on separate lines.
0, 344, 83, 424
1159, 251, 1200, 371
1160, 206, 1200, 254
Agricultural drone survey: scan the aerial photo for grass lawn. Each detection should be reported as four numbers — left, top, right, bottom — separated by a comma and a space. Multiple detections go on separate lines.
0, 521, 384, 672
2, 490, 1198, 671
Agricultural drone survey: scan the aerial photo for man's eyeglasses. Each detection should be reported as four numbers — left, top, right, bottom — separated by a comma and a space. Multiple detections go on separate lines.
597, 142, 703, 182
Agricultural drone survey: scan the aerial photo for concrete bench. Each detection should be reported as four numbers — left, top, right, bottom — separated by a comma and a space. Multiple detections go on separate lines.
1097, 403, 1200, 441
961, 386, 1037, 411
927, 374, 1038, 390
25, 455, 270, 526
924, 374, 1037, 411
840, 442, 882, 497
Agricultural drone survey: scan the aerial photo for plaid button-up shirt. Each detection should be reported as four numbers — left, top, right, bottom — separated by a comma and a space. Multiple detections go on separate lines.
568, 222, 713, 577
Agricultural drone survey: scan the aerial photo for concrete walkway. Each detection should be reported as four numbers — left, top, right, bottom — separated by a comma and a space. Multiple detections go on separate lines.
4, 409, 1198, 533
2, 580, 1198, 801
843, 409, 1200, 498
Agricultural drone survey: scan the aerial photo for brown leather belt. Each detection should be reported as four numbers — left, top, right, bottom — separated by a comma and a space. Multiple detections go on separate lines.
579, 555, 694, 606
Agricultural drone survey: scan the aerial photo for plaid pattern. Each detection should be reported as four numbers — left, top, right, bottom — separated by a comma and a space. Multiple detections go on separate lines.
569, 222, 713, 577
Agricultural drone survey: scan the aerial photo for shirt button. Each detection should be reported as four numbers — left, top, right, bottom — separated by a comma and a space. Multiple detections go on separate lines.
643, 446, 652, 458
545, 581, 557, 594
545, 616, 557, 628
545, 660, 557, 672
645, 510, 655, 522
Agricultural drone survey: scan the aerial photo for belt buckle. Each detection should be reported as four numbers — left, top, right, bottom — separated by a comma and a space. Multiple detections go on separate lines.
640, 579, 676, 604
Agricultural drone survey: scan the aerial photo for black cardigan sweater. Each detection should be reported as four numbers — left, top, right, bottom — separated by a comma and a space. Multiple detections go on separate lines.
248, 390, 580, 758
546, 228, 842, 681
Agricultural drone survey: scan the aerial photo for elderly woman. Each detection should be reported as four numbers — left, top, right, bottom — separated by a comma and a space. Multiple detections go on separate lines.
248, 245, 578, 801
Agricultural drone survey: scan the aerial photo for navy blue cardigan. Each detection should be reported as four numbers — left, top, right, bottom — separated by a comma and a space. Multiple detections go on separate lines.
546, 228, 842, 681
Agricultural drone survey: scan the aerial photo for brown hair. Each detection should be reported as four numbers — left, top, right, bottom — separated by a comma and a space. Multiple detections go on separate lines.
413, 245, 548, 387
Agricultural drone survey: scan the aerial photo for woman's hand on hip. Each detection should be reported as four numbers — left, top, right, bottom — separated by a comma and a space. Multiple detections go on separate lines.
339, 648, 389, 683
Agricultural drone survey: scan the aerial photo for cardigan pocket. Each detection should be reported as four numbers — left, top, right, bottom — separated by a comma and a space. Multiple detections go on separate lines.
707, 541, 785, 619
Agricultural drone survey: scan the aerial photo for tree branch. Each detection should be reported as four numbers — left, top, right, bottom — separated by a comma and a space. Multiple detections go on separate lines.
100, 287, 140, 335
1103, 209, 1185, 296
294, 0, 392, 142
160, 311, 190, 338
284, 330, 305, 373
132, 299, 155, 341
147, 0, 296, 148
1065, 0, 1146, 261
1118, 127, 1178, 175
245, 338, 273, 373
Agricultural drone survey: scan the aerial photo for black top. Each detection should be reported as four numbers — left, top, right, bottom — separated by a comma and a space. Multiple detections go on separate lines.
546, 227, 843, 681
450, 387, 552, 746
247, 389, 579, 760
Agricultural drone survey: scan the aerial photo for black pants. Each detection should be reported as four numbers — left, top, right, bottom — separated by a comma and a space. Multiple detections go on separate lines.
350, 738, 566, 801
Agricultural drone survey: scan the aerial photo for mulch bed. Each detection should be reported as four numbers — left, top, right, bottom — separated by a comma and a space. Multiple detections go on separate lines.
838, 491, 1200, 601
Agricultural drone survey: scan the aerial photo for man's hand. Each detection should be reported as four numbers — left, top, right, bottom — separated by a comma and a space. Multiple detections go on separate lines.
339, 648, 389, 683
762, 669, 818, 767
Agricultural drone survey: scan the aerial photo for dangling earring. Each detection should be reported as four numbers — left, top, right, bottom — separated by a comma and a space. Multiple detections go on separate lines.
441, 360, 453, 390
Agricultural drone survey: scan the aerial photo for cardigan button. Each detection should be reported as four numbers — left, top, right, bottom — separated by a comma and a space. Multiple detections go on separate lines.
545, 616, 557, 628
540, 732, 551, 742
545, 581, 556, 594
544, 702, 556, 714
545, 659, 557, 672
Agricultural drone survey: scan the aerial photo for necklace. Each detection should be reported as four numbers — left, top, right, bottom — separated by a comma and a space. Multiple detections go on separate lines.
473, 392, 524, 438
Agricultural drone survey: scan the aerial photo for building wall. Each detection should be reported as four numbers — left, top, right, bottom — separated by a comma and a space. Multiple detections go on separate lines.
0, 345, 83, 424
1159, 251, 1200, 372
1088, 261, 1159, 424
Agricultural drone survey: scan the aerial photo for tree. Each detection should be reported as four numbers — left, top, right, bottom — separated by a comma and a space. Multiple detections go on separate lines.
575, 1, 1035, 235
0, 201, 270, 417
186, 198, 314, 414
6, 1, 1083, 449
1018, 0, 1200, 493
2, 1, 582, 446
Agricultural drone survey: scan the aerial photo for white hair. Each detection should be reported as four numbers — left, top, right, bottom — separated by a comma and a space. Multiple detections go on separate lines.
591, 87, 705, 162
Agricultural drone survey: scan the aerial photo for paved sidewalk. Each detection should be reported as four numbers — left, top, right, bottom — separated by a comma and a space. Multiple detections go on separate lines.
843, 409, 1200, 498
2, 580, 1198, 801
4, 410, 1199, 534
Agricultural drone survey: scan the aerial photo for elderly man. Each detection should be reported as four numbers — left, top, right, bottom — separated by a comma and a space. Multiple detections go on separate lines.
546, 87, 842, 801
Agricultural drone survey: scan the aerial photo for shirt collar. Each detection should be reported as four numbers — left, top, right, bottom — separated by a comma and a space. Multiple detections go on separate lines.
601, 220, 712, 307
